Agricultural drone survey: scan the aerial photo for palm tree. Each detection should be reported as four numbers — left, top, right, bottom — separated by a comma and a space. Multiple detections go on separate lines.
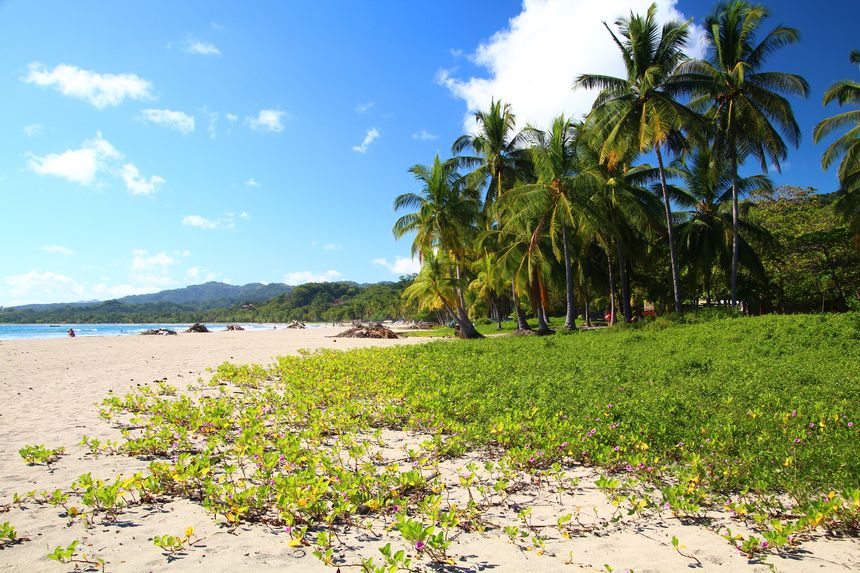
393, 156, 483, 338
671, 146, 772, 303
505, 115, 589, 330
680, 1, 809, 306
452, 100, 530, 209
576, 109, 668, 322
575, 2, 700, 314
814, 50, 860, 238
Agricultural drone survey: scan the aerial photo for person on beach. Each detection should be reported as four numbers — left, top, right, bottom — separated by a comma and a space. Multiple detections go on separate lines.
67, 328, 76, 338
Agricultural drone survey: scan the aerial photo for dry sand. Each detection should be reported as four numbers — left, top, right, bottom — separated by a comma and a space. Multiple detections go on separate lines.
0, 327, 857, 572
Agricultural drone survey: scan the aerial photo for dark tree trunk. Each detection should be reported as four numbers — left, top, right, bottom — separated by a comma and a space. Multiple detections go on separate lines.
616, 241, 631, 323
655, 142, 683, 314
607, 249, 616, 325
562, 226, 577, 330
730, 146, 740, 308
512, 281, 531, 331
451, 263, 482, 339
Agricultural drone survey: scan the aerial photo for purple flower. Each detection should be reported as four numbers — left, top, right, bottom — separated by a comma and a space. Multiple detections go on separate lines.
625, 464, 633, 471
415, 540, 426, 551
607, 403, 613, 409
794, 438, 801, 444
849, 422, 855, 427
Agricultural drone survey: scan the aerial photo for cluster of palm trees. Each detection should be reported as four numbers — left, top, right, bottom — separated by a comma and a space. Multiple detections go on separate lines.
393, 1, 855, 338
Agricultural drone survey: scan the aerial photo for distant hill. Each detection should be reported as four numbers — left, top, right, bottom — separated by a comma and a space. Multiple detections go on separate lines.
116, 281, 292, 308
0, 279, 420, 324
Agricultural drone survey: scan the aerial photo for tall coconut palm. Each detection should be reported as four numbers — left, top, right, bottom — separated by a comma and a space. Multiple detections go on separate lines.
671, 146, 772, 302
814, 50, 860, 238
680, 1, 809, 306
393, 156, 483, 338
452, 100, 530, 209
506, 115, 590, 330
453, 100, 533, 329
575, 2, 700, 314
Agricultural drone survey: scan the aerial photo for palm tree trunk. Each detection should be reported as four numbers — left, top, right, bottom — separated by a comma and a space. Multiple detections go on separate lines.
616, 241, 631, 323
655, 142, 683, 314
607, 250, 616, 325
512, 282, 531, 331
533, 279, 551, 334
452, 263, 483, 339
562, 226, 577, 330
730, 147, 740, 309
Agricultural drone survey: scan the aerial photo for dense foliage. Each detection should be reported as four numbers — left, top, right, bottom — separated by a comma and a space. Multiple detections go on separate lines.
393, 1, 858, 337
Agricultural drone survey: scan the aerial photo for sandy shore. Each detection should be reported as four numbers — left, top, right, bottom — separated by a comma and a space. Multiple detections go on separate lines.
0, 328, 857, 572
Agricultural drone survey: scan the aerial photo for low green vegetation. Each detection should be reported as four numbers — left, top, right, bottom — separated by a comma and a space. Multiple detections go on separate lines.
8, 314, 858, 570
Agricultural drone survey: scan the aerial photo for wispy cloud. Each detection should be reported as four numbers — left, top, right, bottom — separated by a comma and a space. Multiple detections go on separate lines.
23, 124, 43, 137
140, 109, 195, 134
3, 270, 84, 305
412, 129, 438, 141
184, 39, 221, 56
352, 127, 381, 153
182, 211, 249, 230
27, 132, 164, 194
23, 63, 153, 109
373, 257, 421, 275
283, 270, 342, 284
120, 163, 165, 195
42, 245, 74, 256
247, 109, 286, 132
356, 101, 375, 113
244, 178, 261, 187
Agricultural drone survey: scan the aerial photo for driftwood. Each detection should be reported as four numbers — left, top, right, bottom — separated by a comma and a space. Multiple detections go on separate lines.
406, 321, 435, 330
186, 323, 210, 333
286, 321, 306, 329
140, 328, 177, 336
335, 322, 399, 339
224, 324, 245, 331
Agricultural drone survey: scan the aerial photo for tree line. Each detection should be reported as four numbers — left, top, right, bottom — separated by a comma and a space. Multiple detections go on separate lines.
393, 1, 860, 338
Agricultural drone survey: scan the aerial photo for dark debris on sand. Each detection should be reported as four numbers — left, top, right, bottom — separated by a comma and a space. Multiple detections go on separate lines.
335, 323, 399, 339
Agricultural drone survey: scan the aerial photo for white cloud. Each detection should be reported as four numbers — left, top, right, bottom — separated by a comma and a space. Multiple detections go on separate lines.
23, 63, 153, 109
184, 39, 221, 56
322, 243, 336, 251
356, 101, 375, 113
186, 266, 218, 282
131, 250, 175, 271
373, 257, 422, 275
182, 212, 247, 230
27, 132, 120, 185
208, 112, 218, 139
27, 133, 164, 194
140, 109, 195, 134
23, 124, 43, 137
42, 245, 74, 256
91, 283, 160, 299
3, 270, 85, 305
247, 109, 286, 132
225, 113, 238, 122
352, 127, 381, 153
412, 129, 438, 141
283, 270, 342, 284
173, 249, 191, 257
120, 163, 165, 195
437, 0, 704, 131
244, 178, 261, 187
182, 215, 220, 229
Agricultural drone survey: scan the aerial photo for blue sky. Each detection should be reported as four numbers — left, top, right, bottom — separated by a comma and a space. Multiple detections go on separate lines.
0, 0, 855, 305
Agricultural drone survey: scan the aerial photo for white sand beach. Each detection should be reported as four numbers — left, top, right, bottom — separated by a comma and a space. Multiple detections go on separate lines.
0, 328, 857, 572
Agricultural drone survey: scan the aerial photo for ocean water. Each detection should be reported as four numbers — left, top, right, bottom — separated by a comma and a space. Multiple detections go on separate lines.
0, 323, 324, 341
